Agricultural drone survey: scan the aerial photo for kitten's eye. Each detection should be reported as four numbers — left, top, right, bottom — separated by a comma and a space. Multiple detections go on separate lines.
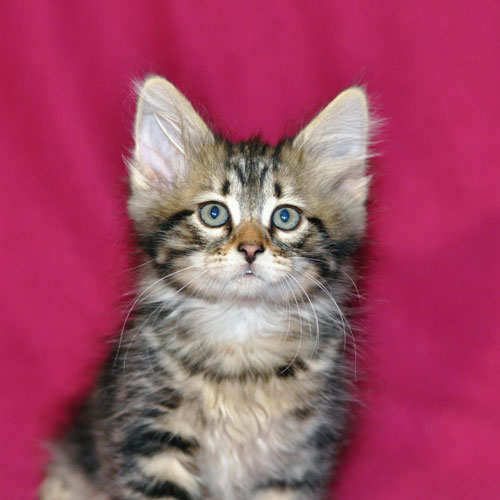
199, 202, 230, 227
272, 206, 301, 231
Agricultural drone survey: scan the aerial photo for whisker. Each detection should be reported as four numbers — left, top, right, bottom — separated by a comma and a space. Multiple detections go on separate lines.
185, 273, 213, 361
118, 258, 156, 274
114, 264, 203, 369
287, 273, 320, 359
279, 277, 303, 376
275, 277, 292, 346
341, 268, 362, 301
302, 257, 361, 301
122, 269, 209, 372
294, 268, 358, 379
287, 273, 313, 346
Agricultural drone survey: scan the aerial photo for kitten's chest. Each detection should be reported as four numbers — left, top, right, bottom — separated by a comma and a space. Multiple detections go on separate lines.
198, 414, 285, 500
149, 303, 322, 497
188, 377, 312, 500
154, 345, 319, 498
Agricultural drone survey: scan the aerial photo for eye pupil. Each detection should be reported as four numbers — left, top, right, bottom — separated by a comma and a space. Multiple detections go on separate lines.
210, 205, 220, 219
280, 209, 290, 223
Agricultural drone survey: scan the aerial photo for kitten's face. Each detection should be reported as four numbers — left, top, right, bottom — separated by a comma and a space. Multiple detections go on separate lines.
194, 173, 308, 303
129, 77, 370, 305
142, 141, 344, 304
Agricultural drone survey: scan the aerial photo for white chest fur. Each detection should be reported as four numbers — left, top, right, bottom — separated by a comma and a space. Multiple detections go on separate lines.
177, 299, 292, 343
150, 297, 322, 499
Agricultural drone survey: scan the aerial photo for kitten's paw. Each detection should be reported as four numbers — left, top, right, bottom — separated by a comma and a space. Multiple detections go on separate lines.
39, 465, 109, 500
252, 489, 303, 500
39, 474, 75, 500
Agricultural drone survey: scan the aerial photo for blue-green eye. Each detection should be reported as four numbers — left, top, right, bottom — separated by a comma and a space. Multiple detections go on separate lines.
200, 202, 230, 227
272, 206, 301, 231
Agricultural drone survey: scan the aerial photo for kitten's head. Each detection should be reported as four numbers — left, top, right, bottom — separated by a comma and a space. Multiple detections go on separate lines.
128, 76, 371, 304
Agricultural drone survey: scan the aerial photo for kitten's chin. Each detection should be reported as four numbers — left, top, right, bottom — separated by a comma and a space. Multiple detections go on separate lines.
224, 273, 270, 301
186, 265, 296, 303
212, 270, 290, 304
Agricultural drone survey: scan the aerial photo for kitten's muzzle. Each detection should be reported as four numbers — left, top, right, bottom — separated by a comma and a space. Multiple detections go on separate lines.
238, 243, 265, 264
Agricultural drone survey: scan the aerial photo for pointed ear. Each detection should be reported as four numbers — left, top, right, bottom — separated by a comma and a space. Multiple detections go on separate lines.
130, 76, 213, 192
293, 87, 371, 202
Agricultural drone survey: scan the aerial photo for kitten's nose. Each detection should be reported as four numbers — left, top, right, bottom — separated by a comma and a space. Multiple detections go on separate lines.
238, 243, 264, 264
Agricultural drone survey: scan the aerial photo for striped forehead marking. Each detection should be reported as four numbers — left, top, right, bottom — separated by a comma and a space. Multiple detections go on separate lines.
215, 138, 292, 225
225, 155, 274, 188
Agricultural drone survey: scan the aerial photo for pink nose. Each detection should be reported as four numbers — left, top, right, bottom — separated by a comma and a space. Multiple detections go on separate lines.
238, 243, 264, 264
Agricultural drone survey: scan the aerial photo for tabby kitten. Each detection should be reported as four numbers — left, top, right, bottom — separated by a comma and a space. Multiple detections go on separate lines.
40, 76, 371, 500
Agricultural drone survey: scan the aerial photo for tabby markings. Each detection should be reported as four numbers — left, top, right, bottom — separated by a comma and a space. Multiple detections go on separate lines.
121, 424, 198, 457
128, 478, 195, 500
141, 209, 194, 258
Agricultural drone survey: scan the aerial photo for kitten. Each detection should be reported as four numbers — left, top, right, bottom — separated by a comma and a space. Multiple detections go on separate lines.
40, 76, 371, 500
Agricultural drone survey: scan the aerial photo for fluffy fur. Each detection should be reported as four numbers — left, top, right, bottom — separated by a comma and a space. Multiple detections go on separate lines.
40, 76, 372, 500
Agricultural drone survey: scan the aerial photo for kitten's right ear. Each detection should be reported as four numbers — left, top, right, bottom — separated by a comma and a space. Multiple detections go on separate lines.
131, 76, 213, 192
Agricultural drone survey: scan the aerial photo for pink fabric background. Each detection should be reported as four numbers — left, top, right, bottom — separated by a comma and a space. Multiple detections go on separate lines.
1, 1, 499, 498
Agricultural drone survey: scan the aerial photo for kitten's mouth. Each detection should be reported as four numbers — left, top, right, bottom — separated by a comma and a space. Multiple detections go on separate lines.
241, 268, 259, 279
235, 267, 263, 282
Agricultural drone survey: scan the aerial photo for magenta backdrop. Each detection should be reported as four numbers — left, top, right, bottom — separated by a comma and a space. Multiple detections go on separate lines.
1, 1, 499, 499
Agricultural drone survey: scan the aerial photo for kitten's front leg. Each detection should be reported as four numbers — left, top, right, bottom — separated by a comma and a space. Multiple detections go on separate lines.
250, 467, 328, 500
110, 422, 203, 500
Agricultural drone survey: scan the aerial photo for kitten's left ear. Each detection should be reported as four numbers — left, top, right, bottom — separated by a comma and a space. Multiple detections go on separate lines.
131, 76, 213, 192
293, 87, 371, 203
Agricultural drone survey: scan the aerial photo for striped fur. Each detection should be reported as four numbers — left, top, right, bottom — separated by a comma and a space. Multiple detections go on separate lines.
41, 77, 372, 500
